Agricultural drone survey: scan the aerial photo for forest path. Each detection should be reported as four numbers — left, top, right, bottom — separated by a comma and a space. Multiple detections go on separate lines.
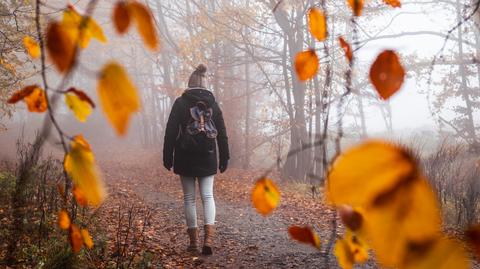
99, 150, 335, 268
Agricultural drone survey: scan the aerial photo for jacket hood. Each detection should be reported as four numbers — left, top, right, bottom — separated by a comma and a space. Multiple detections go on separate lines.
182, 87, 216, 106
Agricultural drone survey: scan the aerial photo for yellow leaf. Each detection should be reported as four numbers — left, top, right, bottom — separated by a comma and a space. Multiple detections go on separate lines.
58, 210, 71, 230
334, 229, 369, 269
363, 178, 442, 267
62, 5, 107, 49
326, 140, 416, 207
402, 237, 470, 269
127, 1, 159, 50
64, 135, 106, 207
308, 8, 327, 42
334, 238, 354, 269
288, 225, 321, 249
69, 224, 83, 253
294, 50, 319, 81
251, 178, 280, 216
65, 88, 94, 122
81, 228, 94, 249
23, 36, 40, 59
97, 62, 141, 136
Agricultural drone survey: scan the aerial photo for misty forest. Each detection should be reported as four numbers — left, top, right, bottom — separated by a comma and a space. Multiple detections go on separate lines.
2, 0, 480, 268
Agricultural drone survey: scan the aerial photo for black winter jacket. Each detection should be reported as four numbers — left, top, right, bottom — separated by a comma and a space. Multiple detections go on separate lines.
163, 88, 230, 177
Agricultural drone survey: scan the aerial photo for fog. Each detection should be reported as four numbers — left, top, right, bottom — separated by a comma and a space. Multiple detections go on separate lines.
1, 0, 479, 178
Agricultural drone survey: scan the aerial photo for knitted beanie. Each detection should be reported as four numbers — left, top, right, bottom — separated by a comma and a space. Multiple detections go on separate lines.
187, 64, 207, 88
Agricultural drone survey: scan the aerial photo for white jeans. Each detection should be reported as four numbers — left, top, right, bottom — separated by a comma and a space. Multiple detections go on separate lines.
180, 175, 216, 228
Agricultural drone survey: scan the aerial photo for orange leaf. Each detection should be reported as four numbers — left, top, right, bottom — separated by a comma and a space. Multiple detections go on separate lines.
308, 8, 327, 42
8, 85, 48, 113
73, 185, 88, 207
347, 0, 364, 16
128, 1, 159, 50
69, 224, 83, 253
113, 1, 131, 34
58, 210, 71, 230
338, 36, 353, 63
288, 225, 321, 249
251, 178, 280, 216
46, 22, 77, 73
294, 50, 319, 81
23, 36, 40, 59
81, 228, 94, 249
369, 50, 405, 100
384, 0, 401, 8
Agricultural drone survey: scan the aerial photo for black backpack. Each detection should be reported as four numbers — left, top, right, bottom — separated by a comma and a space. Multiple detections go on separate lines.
178, 99, 218, 153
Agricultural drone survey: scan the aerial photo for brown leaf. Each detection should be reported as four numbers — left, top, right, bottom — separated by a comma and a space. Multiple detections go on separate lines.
66, 87, 95, 108
7, 85, 37, 104
338, 36, 353, 63
347, 0, 364, 16
113, 1, 131, 34
288, 225, 321, 249
294, 50, 319, 81
369, 50, 405, 100
46, 22, 77, 73
465, 224, 480, 260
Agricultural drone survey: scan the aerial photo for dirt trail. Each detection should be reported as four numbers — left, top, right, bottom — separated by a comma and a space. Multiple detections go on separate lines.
99, 150, 334, 268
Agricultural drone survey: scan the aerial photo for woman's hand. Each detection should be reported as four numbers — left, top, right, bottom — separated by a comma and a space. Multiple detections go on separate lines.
219, 159, 228, 173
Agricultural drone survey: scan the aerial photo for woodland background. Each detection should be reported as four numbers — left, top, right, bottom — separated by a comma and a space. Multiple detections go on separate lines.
1, 0, 480, 268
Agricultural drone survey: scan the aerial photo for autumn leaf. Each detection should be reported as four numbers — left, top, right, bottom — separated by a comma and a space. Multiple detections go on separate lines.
128, 1, 159, 50
46, 22, 77, 73
8, 85, 48, 113
326, 140, 417, 207
81, 228, 94, 249
65, 87, 95, 122
334, 229, 369, 269
73, 185, 88, 207
62, 5, 107, 49
384, 0, 401, 8
97, 62, 141, 135
23, 36, 40, 59
58, 210, 71, 230
369, 50, 405, 100
338, 36, 353, 63
252, 177, 280, 216
113, 2, 131, 34
308, 8, 327, 42
69, 224, 83, 253
64, 135, 106, 207
347, 0, 364, 16
294, 50, 319, 81
402, 237, 470, 269
288, 225, 321, 249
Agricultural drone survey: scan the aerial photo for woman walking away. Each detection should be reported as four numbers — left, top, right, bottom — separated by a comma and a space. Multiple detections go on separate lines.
163, 64, 230, 255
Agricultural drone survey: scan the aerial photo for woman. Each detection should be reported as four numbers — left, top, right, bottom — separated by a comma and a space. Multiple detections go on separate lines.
163, 64, 229, 255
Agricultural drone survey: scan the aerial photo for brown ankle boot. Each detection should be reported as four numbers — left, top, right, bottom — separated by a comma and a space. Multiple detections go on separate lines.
187, 227, 199, 252
202, 224, 215, 255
